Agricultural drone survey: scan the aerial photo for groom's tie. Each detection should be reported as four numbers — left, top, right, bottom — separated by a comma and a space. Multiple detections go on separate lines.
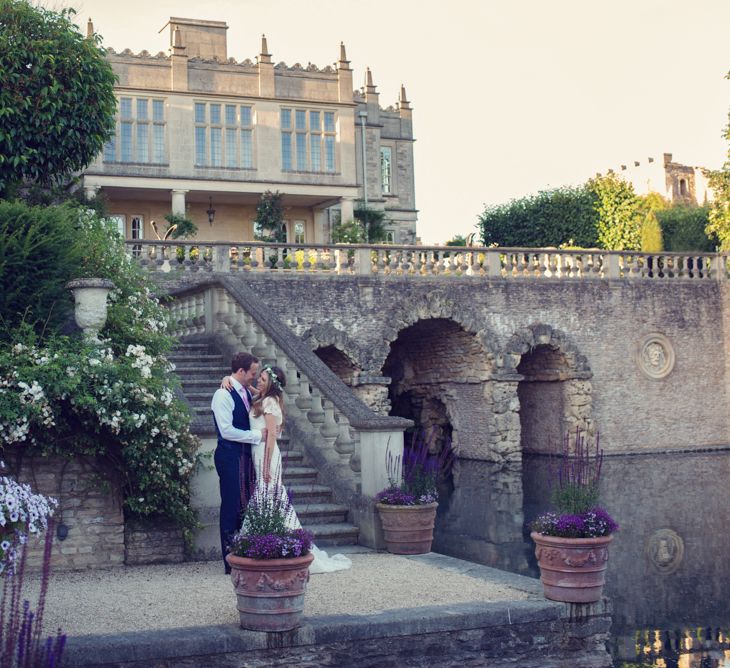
240, 387, 250, 411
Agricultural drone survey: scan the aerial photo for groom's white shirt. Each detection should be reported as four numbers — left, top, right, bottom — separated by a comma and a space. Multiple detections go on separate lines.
211, 377, 262, 444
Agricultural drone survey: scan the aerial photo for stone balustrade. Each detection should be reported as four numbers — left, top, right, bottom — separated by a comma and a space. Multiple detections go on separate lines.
166, 277, 411, 547
127, 239, 729, 281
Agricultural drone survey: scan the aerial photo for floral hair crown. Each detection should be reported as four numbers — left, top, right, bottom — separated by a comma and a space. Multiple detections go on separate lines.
261, 365, 283, 391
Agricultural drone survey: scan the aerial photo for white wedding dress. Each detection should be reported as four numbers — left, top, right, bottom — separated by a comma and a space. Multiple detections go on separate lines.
249, 397, 352, 574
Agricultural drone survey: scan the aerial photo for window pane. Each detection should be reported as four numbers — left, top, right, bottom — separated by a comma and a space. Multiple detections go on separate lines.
120, 98, 132, 119
295, 109, 306, 131
381, 146, 392, 193
103, 135, 116, 162
309, 111, 320, 130
195, 126, 207, 165
225, 104, 236, 125
310, 135, 321, 171
210, 127, 222, 166
325, 135, 335, 172
136, 98, 148, 120
240, 106, 252, 127
296, 132, 307, 170
280, 109, 291, 129
225, 128, 237, 168
121, 121, 133, 161
295, 222, 305, 244
152, 99, 164, 122
152, 125, 164, 163
136, 123, 148, 162
281, 132, 292, 170
241, 129, 253, 168
131, 216, 143, 240
324, 112, 335, 132
210, 104, 221, 125
194, 102, 206, 123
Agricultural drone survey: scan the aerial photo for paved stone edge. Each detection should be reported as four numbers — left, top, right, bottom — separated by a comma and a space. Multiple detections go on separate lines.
63, 598, 563, 666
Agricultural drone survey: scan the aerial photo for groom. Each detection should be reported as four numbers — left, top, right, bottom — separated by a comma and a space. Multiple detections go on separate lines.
211, 352, 262, 573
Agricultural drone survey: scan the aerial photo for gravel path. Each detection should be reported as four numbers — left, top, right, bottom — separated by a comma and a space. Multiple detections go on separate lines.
21, 551, 534, 637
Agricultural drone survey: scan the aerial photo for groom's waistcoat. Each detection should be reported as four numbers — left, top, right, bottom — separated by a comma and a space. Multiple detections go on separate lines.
214, 387, 251, 448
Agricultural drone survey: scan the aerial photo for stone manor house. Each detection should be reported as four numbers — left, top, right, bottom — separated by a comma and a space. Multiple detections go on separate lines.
80, 17, 417, 246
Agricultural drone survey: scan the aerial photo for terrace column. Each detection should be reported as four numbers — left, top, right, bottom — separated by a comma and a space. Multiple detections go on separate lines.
340, 197, 355, 225
171, 189, 188, 216
313, 209, 327, 244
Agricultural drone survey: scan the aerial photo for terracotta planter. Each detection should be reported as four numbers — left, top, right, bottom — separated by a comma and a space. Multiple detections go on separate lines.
376, 502, 438, 555
531, 531, 613, 603
226, 552, 314, 631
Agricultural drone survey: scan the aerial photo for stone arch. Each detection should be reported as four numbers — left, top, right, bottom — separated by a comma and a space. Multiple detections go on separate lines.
374, 290, 499, 373
313, 345, 358, 385
505, 323, 593, 454
301, 323, 365, 371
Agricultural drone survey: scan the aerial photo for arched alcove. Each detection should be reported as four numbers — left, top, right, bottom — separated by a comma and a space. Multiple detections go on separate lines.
314, 344, 358, 385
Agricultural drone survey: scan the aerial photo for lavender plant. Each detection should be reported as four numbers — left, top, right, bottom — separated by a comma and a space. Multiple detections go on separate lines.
375, 429, 454, 506
228, 475, 313, 560
531, 429, 618, 538
0, 466, 66, 668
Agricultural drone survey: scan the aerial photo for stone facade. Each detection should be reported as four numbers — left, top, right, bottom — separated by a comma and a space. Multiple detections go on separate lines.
81, 17, 417, 245
124, 518, 185, 566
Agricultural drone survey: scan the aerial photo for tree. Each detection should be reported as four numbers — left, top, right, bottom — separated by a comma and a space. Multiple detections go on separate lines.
254, 190, 286, 242
706, 90, 730, 250
354, 205, 388, 243
331, 219, 364, 244
478, 185, 598, 248
0, 1, 117, 195
445, 234, 468, 247
658, 205, 714, 252
587, 174, 642, 250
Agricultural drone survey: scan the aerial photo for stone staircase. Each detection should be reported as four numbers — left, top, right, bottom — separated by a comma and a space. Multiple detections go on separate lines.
169, 341, 359, 551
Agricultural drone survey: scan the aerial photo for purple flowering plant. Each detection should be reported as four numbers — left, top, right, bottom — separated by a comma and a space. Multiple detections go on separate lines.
530, 429, 618, 538
375, 429, 454, 506
228, 471, 313, 560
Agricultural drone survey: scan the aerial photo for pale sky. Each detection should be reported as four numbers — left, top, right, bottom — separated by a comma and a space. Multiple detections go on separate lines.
68, 0, 730, 244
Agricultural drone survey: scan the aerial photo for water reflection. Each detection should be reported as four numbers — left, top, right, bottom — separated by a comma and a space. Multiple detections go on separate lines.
614, 628, 730, 667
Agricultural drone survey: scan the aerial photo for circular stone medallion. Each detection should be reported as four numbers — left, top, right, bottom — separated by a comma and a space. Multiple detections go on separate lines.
646, 528, 684, 574
637, 333, 675, 380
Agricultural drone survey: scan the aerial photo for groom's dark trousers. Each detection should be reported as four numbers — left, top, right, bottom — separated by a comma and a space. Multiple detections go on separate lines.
213, 387, 255, 573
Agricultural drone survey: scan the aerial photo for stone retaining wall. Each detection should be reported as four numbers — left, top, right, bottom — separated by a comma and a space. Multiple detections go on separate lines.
63, 599, 613, 668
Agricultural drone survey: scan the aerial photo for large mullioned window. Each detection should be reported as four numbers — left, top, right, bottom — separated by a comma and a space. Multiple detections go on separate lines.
103, 97, 166, 164
281, 108, 336, 173
195, 102, 254, 169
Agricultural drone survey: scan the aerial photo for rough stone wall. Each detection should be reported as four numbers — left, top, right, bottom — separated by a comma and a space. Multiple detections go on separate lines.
124, 518, 185, 566
240, 275, 726, 457
6, 452, 125, 572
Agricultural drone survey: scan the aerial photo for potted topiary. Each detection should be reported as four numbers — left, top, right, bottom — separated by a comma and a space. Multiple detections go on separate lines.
375, 430, 453, 555
226, 481, 314, 632
530, 429, 619, 603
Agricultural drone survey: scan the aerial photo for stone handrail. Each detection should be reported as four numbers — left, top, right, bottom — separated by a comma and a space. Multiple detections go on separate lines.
166, 277, 411, 510
127, 239, 730, 281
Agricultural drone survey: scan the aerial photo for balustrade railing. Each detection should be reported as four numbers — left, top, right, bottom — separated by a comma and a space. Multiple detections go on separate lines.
127, 239, 730, 281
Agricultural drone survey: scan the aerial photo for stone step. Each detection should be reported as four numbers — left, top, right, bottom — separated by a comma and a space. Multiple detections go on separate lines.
282, 466, 318, 483
174, 343, 216, 353
176, 366, 230, 375
169, 355, 225, 367
287, 483, 332, 504
295, 502, 350, 525
300, 522, 359, 546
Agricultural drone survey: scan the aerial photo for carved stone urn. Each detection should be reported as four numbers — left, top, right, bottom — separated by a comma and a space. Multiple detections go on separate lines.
65, 278, 115, 342
226, 552, 314, 631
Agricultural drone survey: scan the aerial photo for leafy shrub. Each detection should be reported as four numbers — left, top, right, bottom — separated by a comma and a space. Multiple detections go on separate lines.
0, 201, 86, 338
479, 186, 598, 248
657, 205, 714, 252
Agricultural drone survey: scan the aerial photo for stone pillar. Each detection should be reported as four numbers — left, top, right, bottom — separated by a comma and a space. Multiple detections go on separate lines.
351, 374, 391, 415
171, 189, 188, 216
313, 209, 327, 244
340, 197, 355, 224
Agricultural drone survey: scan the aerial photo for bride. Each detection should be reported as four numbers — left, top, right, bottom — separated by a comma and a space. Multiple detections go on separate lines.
225, 365, 351, 575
